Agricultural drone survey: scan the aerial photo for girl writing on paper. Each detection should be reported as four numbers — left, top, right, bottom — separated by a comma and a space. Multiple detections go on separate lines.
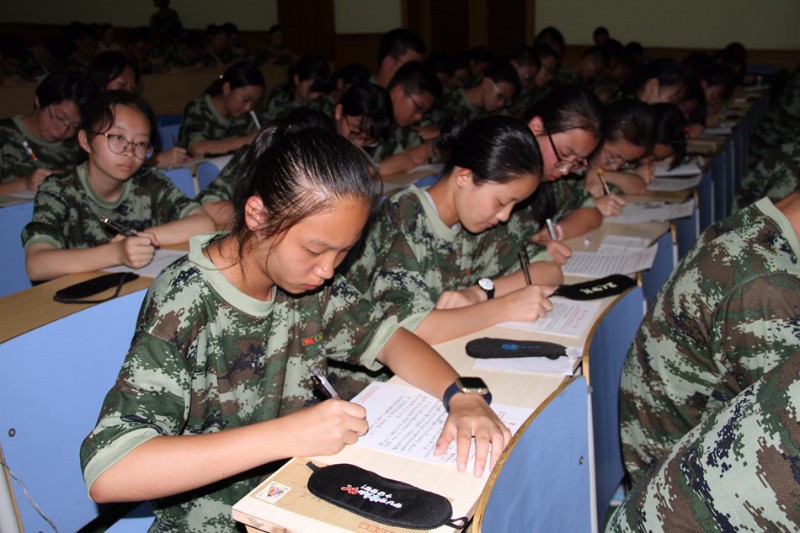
81, 120, 510, 531
23, 91, 213, 281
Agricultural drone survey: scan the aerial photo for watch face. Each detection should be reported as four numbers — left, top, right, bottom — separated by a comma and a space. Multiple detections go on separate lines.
478, 278, 494, 291
458, 376, 489, 394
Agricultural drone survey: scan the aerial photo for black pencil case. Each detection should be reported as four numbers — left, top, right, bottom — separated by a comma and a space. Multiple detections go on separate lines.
466, 337, 567, 360
306, 462, 466, 530
53, 272, 139, 304
553, 274, 636, 301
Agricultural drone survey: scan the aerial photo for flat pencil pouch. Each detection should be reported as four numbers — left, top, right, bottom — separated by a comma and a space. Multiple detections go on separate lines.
466, 337, 567, 360
306, 462, 467, 530
552, 274, 636, 301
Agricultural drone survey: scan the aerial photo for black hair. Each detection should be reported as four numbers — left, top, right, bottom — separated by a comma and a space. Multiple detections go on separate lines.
284, 55, 330, 93
126, 27, 152, 46
339, 81, 393, 143
680, 78, 707, 125
81, 90, 156, 144
651, 103, 687, 169
468, 46, 494, 65
593, 26, 610, 40
534, 43, 560, 68
533, 27, 565, 57
437, 116, 542, 185
0, 36, 28, 64
331, 62, 371, 89
36, 71, 97, 115
231, 122, 381, 256
484, 61, 522, 96
425, 52, 455, 77
694, 63, 737, 101
508, 46, 541, 71
387, 61, 443, 101
206, 62, 266, 96
377, 28, 427, 65
87, 51, 141, 92
600, 98, 655, 152
522, 85, 602, 137
625, 57, 688, 98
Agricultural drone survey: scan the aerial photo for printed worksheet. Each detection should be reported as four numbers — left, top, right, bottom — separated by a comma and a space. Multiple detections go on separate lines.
497, 298, 602, 337
104, 249, 188, 278
652, 161, 702, 177
605, 199, 694, 224
646, 174, 703, 192
562, 245, 658, 277
351, 382, 532, 473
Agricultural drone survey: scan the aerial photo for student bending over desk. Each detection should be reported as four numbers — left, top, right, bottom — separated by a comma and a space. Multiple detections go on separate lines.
22, 91, 213, 281
80, 123, 509, 532
0, 72, 95, 196
177, 62, 264, 157
346, 116, 560, 345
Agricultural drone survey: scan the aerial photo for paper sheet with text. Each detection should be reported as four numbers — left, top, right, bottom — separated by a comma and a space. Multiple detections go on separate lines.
605, 199, 694, 224
104, 249, 188, 278
562, 245, 658, 278
497, 297, 602, 337
652, 161, 702, 177
351, 381, 532, 474
646, 174, 703, 192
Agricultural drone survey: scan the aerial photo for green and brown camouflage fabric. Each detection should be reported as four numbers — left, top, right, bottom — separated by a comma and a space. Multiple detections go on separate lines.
735, 141, 800, 211
370, 124, 423, 163
261, 87, 333, 123
81, 233, 402, 531
22, 162, 200, 250
177, 95, 255, 153
345, 185, 549, 329
619, 197, 800, 486
426, 88, 488, 127
195, 145, 248, 205
0, 116, 81, 184
608, 349, 800, 531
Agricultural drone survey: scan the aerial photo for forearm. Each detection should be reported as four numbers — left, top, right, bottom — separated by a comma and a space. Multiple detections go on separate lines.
147, 210, 215, 245
558, 207, 603, 239
379, 144, 431, 176
377, 327, 458, 400
493, 261, 563, 297
89, 417, 303, 502
26, 243, 123, 281
413, 299, 518, 345
0, 176, 30, 195
189, 137, 249, 158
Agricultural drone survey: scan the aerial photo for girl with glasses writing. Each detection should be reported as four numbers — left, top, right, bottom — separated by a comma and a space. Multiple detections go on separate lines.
0, 72, 95, 196
22, 91, 214, 281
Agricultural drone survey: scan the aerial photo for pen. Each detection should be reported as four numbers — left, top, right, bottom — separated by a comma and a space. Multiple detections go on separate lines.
597, 168, 611, 196
518, 249, 532, 286
22, 141, 43, 168
249, 110, 262, 130
546, 218, 558, 241
311, 367, 340, 400
101, 217, 137, 237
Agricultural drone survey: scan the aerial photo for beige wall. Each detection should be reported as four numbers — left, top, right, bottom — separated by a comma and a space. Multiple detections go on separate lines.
537, 0, 800, 50
334, 0, 402, 34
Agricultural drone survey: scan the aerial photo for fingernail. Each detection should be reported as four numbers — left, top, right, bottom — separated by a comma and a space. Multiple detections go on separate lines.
458, 462, 466, 472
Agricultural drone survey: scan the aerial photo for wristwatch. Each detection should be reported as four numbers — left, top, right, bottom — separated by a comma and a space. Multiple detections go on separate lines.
442, 377, 493, 412
477, 278, 495, 300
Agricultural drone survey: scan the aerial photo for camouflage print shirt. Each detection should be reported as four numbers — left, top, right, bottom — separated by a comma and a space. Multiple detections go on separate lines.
22, 162, 200, 250
80, 233, 401, 531
427, 88, 488, 127
735, 141, 800, 211
508, 86, 548, 120
177, 95, 255, 153
345, 186, 549, 329
195, 145, 248, 204
619, 197, 800, 485
261, 87, 333, 123
0, 115, 81, 184
607, 349, 800, 532
370, 124, 423, 163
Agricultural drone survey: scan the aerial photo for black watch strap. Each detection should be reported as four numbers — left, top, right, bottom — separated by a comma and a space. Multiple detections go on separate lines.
442, 381, 493, 413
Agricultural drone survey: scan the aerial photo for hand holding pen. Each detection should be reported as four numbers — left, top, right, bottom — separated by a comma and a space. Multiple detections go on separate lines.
101, 217, 160, 268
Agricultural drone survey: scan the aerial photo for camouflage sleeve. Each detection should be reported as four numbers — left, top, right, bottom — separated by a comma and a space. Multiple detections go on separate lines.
262, 88, 294, 122
620, 273, 800, 485
177, 98, 207, 151
553, 176, 596, 221
148, 169, 204, 221
21, 172, 71, 249
607, 350, 800, 532
735, 142, 800, 211
196, 146, 247, 204
0, 121, 34, 183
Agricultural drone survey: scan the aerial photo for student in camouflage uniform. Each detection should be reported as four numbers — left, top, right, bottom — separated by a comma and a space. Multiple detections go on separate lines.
608, 348, 800, 531
161, 32, 205, 72
262, 54, 331, 122
177, 62, 264, 157
0, 72, 95, 196
81, 123, 511, 532
619, 190, 800, 486
747, 67, 800, 163
346, 116, 559, 345
23, 91, 213, 281
373, 61, 442, 175
736, 141, 800, 211
427, 62, 520, 127
254, 24, 299, 67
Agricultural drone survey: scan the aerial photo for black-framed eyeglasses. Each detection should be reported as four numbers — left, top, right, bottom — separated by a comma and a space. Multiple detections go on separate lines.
545, 128, 587, 172
92, 132, 153, 159
403, 90, 426, 114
